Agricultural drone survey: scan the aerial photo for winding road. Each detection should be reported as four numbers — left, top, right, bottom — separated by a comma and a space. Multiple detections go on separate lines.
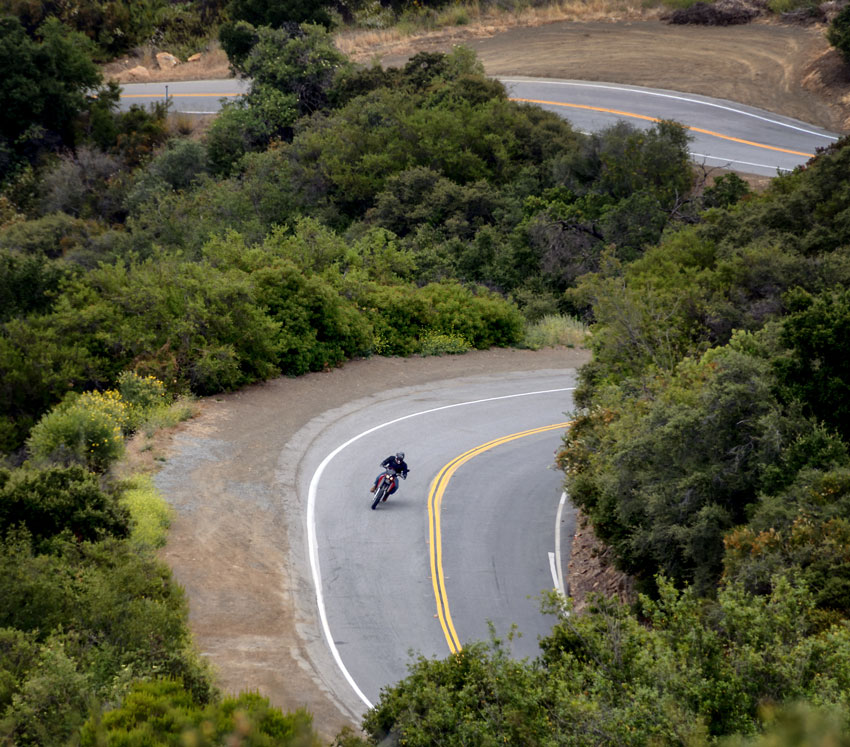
119, 76, 840, 176
303, 370, 578, 707
140, 69, 839, 725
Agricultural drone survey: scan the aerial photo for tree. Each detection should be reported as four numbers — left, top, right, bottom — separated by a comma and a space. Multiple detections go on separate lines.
827, 4, 850, 66
774, 287, 850, 443
225, 0, 333, 29
0, 17, 101, 174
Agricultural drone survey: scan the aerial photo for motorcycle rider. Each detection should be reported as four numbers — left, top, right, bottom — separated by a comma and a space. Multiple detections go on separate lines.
370, 451, 409, 498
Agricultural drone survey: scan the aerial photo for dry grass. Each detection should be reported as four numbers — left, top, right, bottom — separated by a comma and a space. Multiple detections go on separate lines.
336, 0, 660, 61
521, 313, 591, 350
103, 0, 661, 82
166, 112, 218, 139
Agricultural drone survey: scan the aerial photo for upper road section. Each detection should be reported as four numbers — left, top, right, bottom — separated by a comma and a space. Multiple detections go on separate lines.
119, 75, 840, 176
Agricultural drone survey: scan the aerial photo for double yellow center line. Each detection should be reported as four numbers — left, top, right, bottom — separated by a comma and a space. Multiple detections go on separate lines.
510, 97, 815, 158
427, 422, 571, 653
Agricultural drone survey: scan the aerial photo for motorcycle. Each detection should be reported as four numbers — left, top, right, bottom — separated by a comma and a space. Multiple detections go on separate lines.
371, 468, 405, 510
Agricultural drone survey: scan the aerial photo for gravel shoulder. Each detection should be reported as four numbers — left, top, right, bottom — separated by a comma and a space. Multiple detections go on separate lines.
125, 348, 589, 739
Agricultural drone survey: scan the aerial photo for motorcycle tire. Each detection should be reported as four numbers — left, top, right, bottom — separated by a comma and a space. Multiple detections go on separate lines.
371, 481, 387, 510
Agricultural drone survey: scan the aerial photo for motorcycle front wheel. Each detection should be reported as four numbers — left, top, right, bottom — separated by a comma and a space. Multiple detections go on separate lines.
371, 482, 387, 510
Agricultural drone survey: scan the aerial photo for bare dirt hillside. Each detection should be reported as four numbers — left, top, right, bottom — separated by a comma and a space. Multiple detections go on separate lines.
388, 18, 850, 132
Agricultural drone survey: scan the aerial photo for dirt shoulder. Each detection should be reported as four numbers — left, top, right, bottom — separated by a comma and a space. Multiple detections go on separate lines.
112, 16, 850, 134
356, 16, 850, 133
123, 348, 590, 740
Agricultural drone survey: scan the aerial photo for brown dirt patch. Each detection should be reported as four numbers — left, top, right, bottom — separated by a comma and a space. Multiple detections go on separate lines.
371, 18, 849, 133
568, 512, 636, 615
103, 44, 231, 84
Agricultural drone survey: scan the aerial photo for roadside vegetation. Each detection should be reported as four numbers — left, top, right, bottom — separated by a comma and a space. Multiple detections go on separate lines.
3, 0, 850, 744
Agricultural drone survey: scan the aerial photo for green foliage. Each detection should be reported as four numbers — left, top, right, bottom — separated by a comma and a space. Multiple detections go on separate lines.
6, 0, 217, 58
210, 23, 351, 172
560, 344, 850, 595
774, 287, 850, 443
0, 249, 70, 322
0, 637, 91, 746
144, 138, 210, 192
703, 172, 751, 210
418, 330, 471, 355
0, 532, 213, 738
0, 211, 103, 259
0, 17, 101, 172
38, 147, 127, 221
827, 3, 850, 65
251, 257, 372, 374
119, 474, 172, 549
27, 389, 129, 472
0, 465, 129, 549
80, 678, 321, 746
226, 0, 333, 28
724, 702, 850, 746
117, 371, 171, 432
365, 577, 850, 744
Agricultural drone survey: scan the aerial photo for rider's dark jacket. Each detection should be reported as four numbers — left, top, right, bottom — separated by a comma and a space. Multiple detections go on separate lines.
381, 455, 409, 477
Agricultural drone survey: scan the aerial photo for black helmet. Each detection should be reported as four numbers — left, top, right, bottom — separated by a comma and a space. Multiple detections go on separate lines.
396, 452, 405, 460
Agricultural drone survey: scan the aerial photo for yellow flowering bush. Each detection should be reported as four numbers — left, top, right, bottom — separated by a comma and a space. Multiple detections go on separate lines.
117, 371, 169, 430
27, 390, 129, 472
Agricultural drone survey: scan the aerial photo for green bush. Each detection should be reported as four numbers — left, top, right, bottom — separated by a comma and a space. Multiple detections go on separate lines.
1, 638, 90, 747
827, 4, 850, 64
418, 330, 472, 355
0, 465, 129, 549
521, 313, 590, 350
117, 372, 169, 430
27, 389, 129, 472
0, 17, 101, 170
80, 678, 321, 746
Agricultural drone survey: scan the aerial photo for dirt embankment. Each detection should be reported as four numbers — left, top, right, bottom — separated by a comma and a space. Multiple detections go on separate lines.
111, 14, 850, 133
347, 16, 850, 133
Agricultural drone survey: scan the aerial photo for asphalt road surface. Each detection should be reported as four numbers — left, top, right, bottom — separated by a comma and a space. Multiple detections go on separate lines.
119, 76, 839, 176
301, 368, 578, 708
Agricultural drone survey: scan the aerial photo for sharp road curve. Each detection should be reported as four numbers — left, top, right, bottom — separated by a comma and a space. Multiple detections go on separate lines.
301, 370, 578, 709
119, 75, 840, 176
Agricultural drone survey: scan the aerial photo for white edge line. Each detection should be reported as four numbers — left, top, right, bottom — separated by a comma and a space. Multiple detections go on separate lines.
689, 152, 794, 173
307, 386, 576, 710
548, 552, 559, 591
499, 78, 839, 140
555, 491, 567, 597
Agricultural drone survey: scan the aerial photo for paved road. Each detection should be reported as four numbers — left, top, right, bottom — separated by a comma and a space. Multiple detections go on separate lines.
301, 368, 578, 708
119, 76, 839, 176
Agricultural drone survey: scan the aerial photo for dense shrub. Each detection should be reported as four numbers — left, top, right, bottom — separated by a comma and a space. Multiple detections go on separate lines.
80, 679, 321, 746
0, 250, 70, 322
0, 466, 129, 549
363, 577, 850, 744
827, 4, 850, 65
0, 17, 101, 172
